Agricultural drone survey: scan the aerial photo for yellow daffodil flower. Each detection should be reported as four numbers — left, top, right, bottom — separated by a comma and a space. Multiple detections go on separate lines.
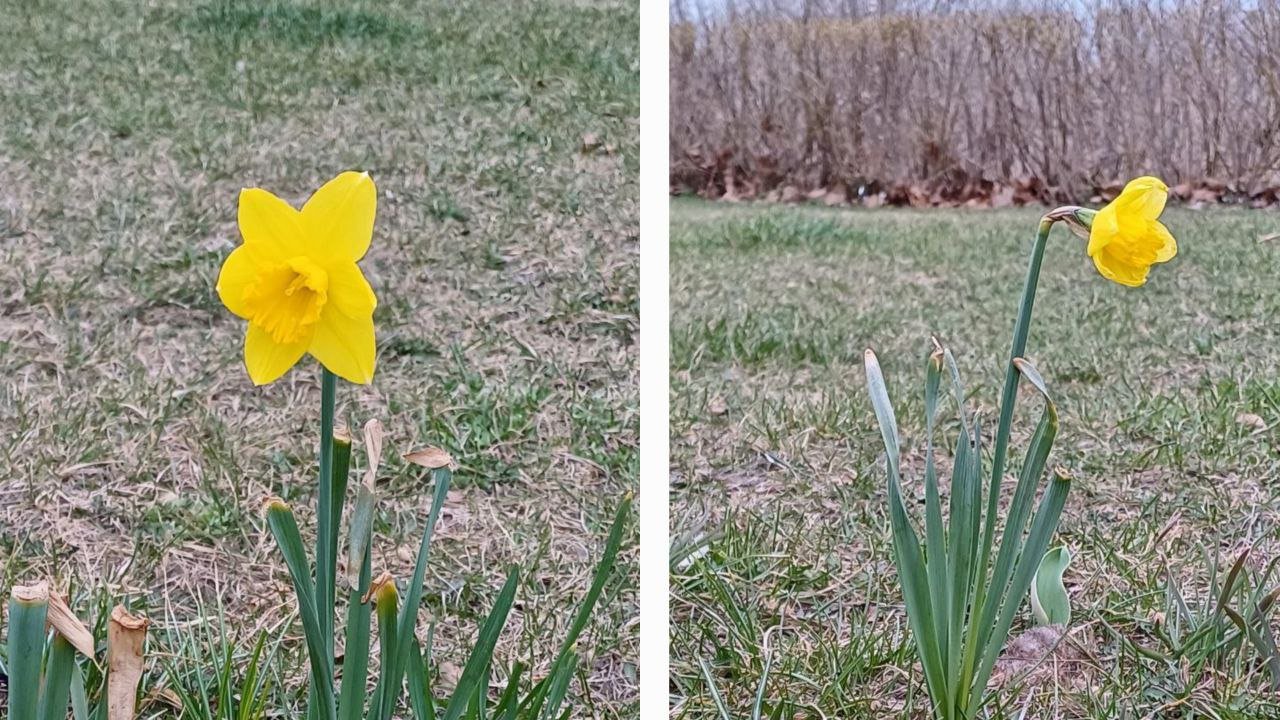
1086, 176, 1177, 287
217, 171, 378, 386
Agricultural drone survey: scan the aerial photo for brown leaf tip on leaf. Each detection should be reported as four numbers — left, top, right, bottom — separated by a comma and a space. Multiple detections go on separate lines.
262, 495, 289, 513
107, 605, 148, 720
403, 447, 455, 470
333, 426, 353, 445
48, 590, 96, 657
364, 571, 397, 605
362, 419, 385, 489
109, 605, 149, 631
363, 418, 384, 446
12, 581, 50, 603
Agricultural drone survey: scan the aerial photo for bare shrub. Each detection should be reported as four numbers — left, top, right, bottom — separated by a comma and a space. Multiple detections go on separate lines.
670, 0, 1280, 206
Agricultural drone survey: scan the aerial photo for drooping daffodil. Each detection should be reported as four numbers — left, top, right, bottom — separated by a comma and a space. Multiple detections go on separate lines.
1076, 176, 1178, 287
217, 171, 378, 385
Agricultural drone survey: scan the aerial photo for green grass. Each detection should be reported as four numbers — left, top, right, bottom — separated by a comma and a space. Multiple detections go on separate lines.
670, 198, 1280, 718
0, 0, 637, 716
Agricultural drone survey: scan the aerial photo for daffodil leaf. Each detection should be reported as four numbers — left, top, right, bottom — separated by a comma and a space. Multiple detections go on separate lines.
922, 341, 950, 663
864, 349, 948, 703
441, 568, 519, 720
36, 635, 76, 720
1031, 546, 1072, 626
8, 584, 51, 720
969, 469, 1071, 716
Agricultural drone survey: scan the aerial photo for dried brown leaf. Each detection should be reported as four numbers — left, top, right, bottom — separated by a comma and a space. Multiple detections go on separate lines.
363, 571, 396, 604
107, 605, 149, 720
1236, 412, 1267, 432
12, 581, 49, 603
145, 687, 184, 712
363, 419, 384, 489
48, 589, 95, 657
437, 661, 463, 691
403, 447, 455, 470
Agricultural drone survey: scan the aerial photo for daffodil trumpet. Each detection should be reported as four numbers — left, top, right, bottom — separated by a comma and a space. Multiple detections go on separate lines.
864, 177, 1176, 719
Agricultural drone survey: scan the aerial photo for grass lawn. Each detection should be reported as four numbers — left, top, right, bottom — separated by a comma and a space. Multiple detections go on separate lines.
670, 197, 1280, 718
0, 0, 637, 716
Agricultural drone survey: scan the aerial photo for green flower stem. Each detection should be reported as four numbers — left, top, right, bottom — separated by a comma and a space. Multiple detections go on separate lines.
956, 217, 1054, 713
306, 368, 341, 720
320, 430, 351, 680
966, 362, 1059, 710
867, 216, 1080, 720
987, 217, 1053, 522
317, 369, 337, 647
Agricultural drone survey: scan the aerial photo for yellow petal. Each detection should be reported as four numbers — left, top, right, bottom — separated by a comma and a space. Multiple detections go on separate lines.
301, 171, 377, 261
1113, 176, 1168, 221
1092, 248, 1149, 287
1151, 220, 1177, 263
217, 244, 267, 319
309, 309, 376, 384
245, 323, 310, 385
325, 261, 377, 318
1087, 205, 1119, 257
239, 188, 306, 259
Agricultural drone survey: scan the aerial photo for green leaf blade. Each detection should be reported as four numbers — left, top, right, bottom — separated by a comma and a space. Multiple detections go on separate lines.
442, 568, 521, 720
1031, 546, 1072, 626
8, 586, 51, 720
